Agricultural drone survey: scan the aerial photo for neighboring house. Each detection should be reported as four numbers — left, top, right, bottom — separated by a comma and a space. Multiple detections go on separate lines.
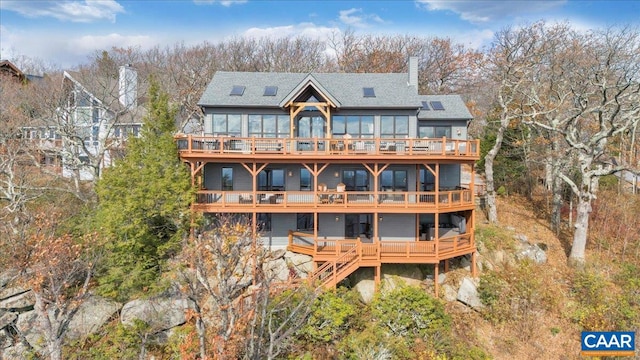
176, 57, 480, 294
24, 65, 145, 181
0, 59, 27, 83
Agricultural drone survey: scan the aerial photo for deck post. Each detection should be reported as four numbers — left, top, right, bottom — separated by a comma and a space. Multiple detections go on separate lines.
444, 259, 449, 272
374, 265, 381, 290
434, 262, 439, 297
471, 251, 477, 277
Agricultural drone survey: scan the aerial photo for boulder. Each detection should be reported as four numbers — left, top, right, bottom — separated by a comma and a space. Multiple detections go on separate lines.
121, 295, 194, 331
3, 341, 31, 360
269, 249, 287, 260
264, 258, 291, 282
284, 252, 313, 275
437, 273, 447, 284
516, 243, 547, 264
0, 311, 18, 330
514, 234, 528, 243
442, 284, 458, 302
0, 270, 18, 289
15, 310, 42, 352
350, 268, 376, 304
381, 264, 424, 290
0, 290, 35, 312
66, 295, 121, 340
457, 277, 484, 311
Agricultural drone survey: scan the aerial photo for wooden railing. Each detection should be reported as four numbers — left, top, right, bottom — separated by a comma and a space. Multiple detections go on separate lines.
193, 189, 473, 209
288, 231, 474, 264
176, 135, 480, 158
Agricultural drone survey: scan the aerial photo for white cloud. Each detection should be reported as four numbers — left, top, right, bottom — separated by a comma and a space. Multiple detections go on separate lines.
0, 25, 156, 68
242, 22, 339, 41
68, 33, 154, 54
416, 0, 566, 24
0, 0, 125, 23
338, 8, 385, 28
193, 0, 247, 6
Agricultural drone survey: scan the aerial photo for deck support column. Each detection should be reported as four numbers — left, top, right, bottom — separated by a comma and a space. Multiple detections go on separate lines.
471, 251, 477, 277
444, 259, 449, 272
434, 262, 439, 298
374, 265, 381, 290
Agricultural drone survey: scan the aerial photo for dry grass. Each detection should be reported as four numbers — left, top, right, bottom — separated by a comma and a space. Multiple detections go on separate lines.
468, 195, 584, 360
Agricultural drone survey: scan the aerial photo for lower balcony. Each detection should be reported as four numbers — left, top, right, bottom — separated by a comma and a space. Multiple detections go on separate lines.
287, 231, 475, 265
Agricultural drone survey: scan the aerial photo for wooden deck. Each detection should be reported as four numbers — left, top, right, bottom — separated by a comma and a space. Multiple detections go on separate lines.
192, 189, 474, 212
176, 135, 480, 160
287, 231, 476, 289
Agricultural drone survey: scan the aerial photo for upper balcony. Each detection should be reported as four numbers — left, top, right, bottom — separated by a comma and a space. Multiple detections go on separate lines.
175, 135, 480, 161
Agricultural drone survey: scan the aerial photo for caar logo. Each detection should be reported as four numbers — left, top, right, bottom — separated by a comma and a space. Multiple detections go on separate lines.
581, 331, 635, 357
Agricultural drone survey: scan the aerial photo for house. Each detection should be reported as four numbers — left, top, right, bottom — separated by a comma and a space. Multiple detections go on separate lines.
23, 64, 146, 181
176, 57, 480, 294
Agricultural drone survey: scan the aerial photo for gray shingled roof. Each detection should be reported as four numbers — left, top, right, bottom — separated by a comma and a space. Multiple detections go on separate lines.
417, 95, 472, 120
198, 71, 424, 109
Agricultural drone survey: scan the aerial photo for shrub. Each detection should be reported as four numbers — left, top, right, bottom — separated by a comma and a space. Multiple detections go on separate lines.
478, 261, 560, 341
371, 285, 451, 349
299, 287, 362, 344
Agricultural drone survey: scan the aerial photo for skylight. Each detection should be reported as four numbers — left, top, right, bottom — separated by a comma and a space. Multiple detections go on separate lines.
421, 101, 430, 110
264, 86, 278, 96
430, 101, 445, 110
230, 85, 245, 96
363, 87, 376, 97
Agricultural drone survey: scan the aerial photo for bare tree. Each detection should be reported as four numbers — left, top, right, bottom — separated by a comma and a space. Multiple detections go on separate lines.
482, 23, 553, 223
7, 209, 98, 360
525, 26, 640, 265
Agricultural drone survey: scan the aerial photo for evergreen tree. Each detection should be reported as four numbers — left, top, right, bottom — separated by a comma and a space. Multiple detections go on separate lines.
94, 80, 194, 301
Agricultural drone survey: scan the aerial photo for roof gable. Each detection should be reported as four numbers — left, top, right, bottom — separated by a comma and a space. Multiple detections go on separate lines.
278, 73, 341, 108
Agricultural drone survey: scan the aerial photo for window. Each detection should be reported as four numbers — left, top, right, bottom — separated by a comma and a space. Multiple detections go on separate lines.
212, 114, 241, 136
332, 115, 374, 138
300, 169, 311, 191
380, 116, 409, 138
363, 87, 375, 97
430, 101, 445, 110
420, 168, 435, 191
346, 214, 371, 239
258, 169, 285, 191
342, 170, 369, 191
257, 213, 271, 231
263, 86, 278, 96
222, 167, 233, 190
249, 114, 290, 138
297, 213, 315, 231
419, 125, 451, 139
230, 85, 245, 96
381, 170, 407, 191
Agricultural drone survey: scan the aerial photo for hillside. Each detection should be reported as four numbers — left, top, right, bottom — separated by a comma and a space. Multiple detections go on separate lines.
457, 193, 639, 360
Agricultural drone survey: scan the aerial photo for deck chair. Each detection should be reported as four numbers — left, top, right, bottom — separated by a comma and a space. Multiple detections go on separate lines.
334, 182, 346, 204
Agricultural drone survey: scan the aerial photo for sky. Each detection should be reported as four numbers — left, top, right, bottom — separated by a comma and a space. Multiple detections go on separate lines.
1, 0, 639, 70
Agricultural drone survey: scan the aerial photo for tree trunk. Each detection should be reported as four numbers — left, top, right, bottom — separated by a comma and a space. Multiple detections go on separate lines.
484, 122, 507, 224
196, 313, 206, 360
569, 191, 592, 267
551, 168, 564, 234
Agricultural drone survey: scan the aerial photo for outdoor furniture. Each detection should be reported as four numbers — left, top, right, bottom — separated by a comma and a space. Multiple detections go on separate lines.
334, 183, 346, 204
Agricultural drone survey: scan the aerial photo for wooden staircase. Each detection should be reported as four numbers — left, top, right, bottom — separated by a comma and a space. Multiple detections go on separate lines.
306, 244, 362, 289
